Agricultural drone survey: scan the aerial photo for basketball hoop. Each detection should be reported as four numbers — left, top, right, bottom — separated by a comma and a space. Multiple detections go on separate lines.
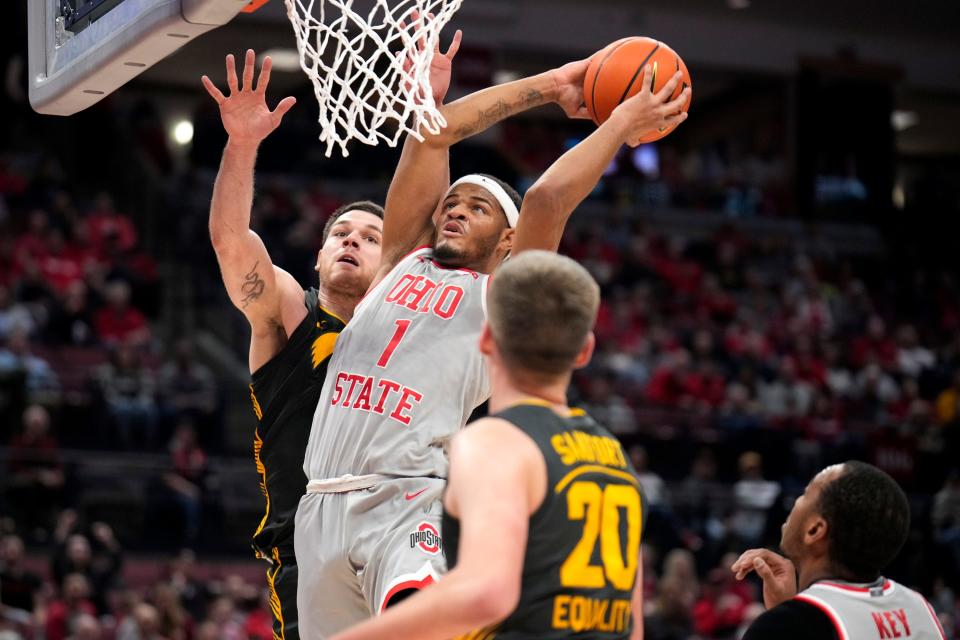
284, 0, 463, 157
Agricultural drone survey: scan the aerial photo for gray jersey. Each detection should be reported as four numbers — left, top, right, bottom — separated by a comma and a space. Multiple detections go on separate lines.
795, 578, 946, 640
304, 247, 490, 480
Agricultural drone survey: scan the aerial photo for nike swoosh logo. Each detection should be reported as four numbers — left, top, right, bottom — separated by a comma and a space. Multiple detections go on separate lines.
404, 488, 428, 501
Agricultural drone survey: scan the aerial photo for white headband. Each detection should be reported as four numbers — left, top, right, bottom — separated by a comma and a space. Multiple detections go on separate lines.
447, 174, 519, 228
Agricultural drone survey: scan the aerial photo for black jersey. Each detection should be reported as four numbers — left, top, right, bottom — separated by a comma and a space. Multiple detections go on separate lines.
443, 402, 647, 639
249, 288, 345, 559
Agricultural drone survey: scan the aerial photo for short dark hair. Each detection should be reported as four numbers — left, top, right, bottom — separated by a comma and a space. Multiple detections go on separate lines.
488, 251, 599, 378
475, 174, 521, 223
322, 201, 385, 241
819, 461, 910, 581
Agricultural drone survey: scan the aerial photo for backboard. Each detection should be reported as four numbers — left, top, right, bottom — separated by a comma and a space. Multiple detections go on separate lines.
28, 0, 252, 116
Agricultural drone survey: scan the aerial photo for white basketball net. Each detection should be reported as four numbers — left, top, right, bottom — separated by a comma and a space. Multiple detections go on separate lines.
283, 0, 464, 157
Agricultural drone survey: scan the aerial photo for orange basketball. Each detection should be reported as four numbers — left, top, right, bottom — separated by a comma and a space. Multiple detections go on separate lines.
584, 36, 692, 143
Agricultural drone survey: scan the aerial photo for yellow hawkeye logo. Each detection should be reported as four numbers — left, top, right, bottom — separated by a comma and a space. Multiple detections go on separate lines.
311, 332, 339, 369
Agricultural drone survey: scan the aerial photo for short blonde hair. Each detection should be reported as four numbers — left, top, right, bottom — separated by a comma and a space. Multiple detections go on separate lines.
487, 251, 600, 377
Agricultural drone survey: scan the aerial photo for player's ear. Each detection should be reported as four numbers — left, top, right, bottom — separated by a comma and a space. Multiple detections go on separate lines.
805, 515, 828, 546
315, 249, 322, 272
498, 227, 515, 255
572, 332, 596, 370
479, 322, 495, 356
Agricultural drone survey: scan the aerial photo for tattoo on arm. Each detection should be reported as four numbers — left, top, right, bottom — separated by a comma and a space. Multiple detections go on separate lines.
240, 260, 266, 309
523, 88, 544, 107
453, 89, 547, 140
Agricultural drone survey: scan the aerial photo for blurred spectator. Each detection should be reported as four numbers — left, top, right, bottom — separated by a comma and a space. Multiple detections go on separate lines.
5, 405, 64, 537
158, 340, 217, 430
52, 514, 123, 612
852, 361, 901, 415
96, 343, 158, 449
630, 445, 667, 508
45, 573, 97, 640
195, 621, 219, 640
897, 324, 936, 378
38, 229, 84, 295
582, 375, 636, 436
823, 342, 854, 398
66, 613, 103, 640
203, 596, 247, 640
933, 471, 960, 578
165, 549, 208, 621
85, 193, 137, 254
850, 315, 897, 369
730, 452, 780, 548
757, 358, 813, 420
716, 382, 762, 431
0, 285, 34, 341
0, 327, 59, 398
0, 535, 43, 613
47, 281, 97, 346
94, 281, 149, 347
660, 549, 700, 609
674, 451, 728, 551
153, 583, 193, 640
115, 603, 163, 640
243, 591, 274, 640
644, 549, 699, 640
644, 576, 696, 640
692, 567, 752, 638
936, 371, 960, 426
13, 209, 50, 266
163, 422, 208, 546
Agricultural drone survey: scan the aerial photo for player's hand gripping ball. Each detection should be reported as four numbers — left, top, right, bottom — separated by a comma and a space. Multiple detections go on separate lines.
584, 36, 692, 143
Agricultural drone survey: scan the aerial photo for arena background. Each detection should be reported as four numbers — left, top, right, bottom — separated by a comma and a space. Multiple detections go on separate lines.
2, 1, 960, 638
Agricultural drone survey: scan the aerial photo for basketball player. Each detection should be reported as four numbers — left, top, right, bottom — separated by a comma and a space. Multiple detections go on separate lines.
731, 462, 947, 639
295, 37, 688, 635
331, 251, 647, 640
202, 51, 389, 640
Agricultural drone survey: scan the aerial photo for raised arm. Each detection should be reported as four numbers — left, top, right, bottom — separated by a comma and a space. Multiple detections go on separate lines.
202, 50, 301, 372
513, 67, 690, 255
377, 32, 592, 278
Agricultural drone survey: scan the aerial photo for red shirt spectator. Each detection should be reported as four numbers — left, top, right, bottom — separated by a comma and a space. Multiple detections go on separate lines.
14, 209, 51, 267
692, 569, 751, 637
244, 601, 275, 640
45, 573, 98, 640
681, 366, 727, 408
86, 193, 138, 253
850, 316, 898, 369
38, 230, 85, 294
94, 281, 150, 345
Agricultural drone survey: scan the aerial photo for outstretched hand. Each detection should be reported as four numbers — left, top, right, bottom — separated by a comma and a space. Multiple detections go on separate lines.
429, 26, 462, 105
400, 12, 462, 105
201, 49, 296, 147
731, 548, 798, 609
610, 65, 690, 147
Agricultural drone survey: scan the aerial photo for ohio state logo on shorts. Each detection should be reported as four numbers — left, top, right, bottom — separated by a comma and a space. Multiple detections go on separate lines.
409, 522, 442, 555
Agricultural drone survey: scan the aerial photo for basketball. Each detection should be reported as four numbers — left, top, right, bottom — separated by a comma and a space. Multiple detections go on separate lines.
583, 36, 692, 143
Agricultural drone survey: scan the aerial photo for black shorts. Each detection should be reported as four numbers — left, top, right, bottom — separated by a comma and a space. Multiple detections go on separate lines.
266, 555, 299, 640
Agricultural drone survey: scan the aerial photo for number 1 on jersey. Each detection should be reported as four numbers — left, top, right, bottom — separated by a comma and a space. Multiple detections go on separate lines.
377, 319, 412, 368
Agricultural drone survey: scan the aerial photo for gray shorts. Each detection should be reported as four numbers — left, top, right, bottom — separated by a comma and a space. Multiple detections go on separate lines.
294, 475, 447, 638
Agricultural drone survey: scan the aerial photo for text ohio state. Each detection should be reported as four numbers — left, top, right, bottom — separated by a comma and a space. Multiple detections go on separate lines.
329, 272, 469, 425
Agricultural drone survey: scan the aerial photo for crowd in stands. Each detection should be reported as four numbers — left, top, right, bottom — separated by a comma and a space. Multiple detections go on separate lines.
562, 219, 960, 493
1, 521, 275, 640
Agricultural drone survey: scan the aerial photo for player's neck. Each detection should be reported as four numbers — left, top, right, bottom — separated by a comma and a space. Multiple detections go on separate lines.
488, 369, 570, 415
797, 556, 846, 592
316, 287, 359, 323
